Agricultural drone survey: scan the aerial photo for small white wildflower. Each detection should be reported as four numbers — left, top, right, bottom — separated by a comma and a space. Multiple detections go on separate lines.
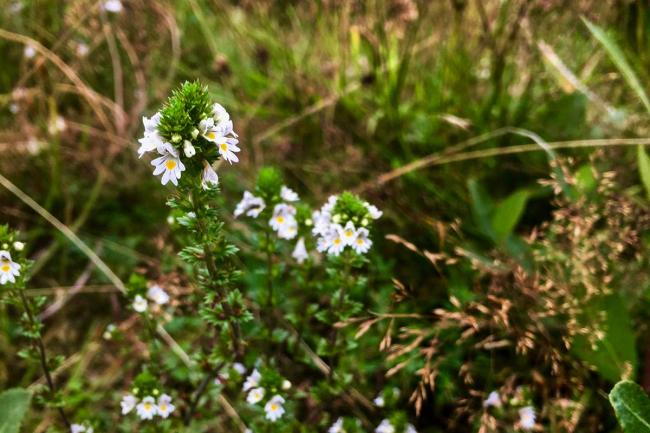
375, 419, 394, 433
70, 424, 85, 433
327, 225, 346, 256
329, 417, 345, 433
373, 395, 385, 407
183, 140, 196, 158
247, 387, 265, 404
136, 396, 157, 420
137, 113, 163, 157
201, 161, 219, 190
23, 45, 36, 59
365, 202, 383, 219
233, 362, 246, 375
103, 0, 123, 13
264, 395, 285, 422
280, 185, 299, 202
269, 204, 296, 233
212, 103, 231, 129
147, 285, 169, 305
519, 406, 536, 430
234, 191, 266, 218
277, 218, 298, 240
0, 251, 21, 285
120, 394, 137, 415
281, 380, 292, 390
341, 221, 357, 246
215, 134, 240, 164
151, 144, 185, 186
292, 237, 308, 264
76, 42, 89, 57
13, 241, 24, 251
405, 424, 417, 433
483, 391, 501, 408
156, 394, 175, 419
352, 227, 372, 254
243, 369, 261, 392
132, 295, 148, 313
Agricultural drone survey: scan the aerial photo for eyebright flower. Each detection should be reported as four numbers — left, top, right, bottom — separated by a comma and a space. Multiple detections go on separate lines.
215, 133, 240, 164
70, 423, 93, 433
147, 285, 170, 305
137, 113, 163, 158
280, 186, 299, 202
270, 204, 298, 240
327, 225, 346, 256
212, 103, 231, 128
201, 161, 219, 190
341, 221, 357, 246
120, 394, 137, 415
405, 425, 417, 433
264, 395, 286, 422
373, 395, 385, 407
243, 369, 261, 392
136, 396, 157, 420
292, 237, 309, 263
151, 144, 185, 186
132, 295, 148, 313
233, 362, 247, 375
156, 394, 175, 419
519, 406, 536, 430
352, 227, 372, 254
103, 0, 123, 13
329, 417, 345, 433
247, 387, 265, 404
0, 251, 20, 285
483, 391, 501, 408
375, 419, 395, 433
235, 192, 266, 218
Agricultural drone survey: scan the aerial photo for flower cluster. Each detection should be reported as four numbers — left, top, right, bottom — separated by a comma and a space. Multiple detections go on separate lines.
312, 192, 381, 256
235, 184, 300, 240
126, 275, 170, 313
0, 227, 25, 286
137, 81, 239, 188
120, 373, 175, 421
482, 389, 536, 431
242, 368, 291, 422
70, 423, 93, 433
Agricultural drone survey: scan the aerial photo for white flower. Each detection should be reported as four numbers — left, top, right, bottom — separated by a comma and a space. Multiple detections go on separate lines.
352, 227, 372, 254
375, 419, 394, 433
0, 251, 21, 285
70, 424, 85, 433
13, 241, 24, 251
277, 218, 298, 240
137, 113, 163, 158
23, 45, 36, 59
212, 103, 231, 128
147, 285, 169, 305
341, 221, 357, 246
280, 186, 299, 202
103, 0, 123, 13
329, 417, 345, 433
483, 391, 501, 408
156, 394, 175, 419
327, 224, 346, 256
234, 191, 265, 218
201, 161, 219, 190
233, 362, 246, 375
183, 140, 196, 158
405, 424, 417, 433
292, 237, 308, 263
269, 204, 297, 235
281, 380, 292, 390
312, 210, 332, 237
243, 369, 261, 392
151, 144, 185, 186
76, 42, 89, 57
519, 406, 536, 430
199, 117, 219, 141
215, 134, 240, 164
373, 395, 385, 407
247, 387, 265, 404
264, 395, 285, 422
120, 394, 137, 415
132, 295, 148, 313
136, 396, 157, 420
365, 202, 383, 219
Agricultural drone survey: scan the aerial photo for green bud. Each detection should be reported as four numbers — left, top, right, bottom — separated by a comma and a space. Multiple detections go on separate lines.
171, 133, 182, 143
191, 128, 200, 139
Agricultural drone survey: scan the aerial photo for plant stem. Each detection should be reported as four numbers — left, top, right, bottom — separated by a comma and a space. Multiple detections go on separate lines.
265, 230, 274, 312
18, 290, 70, 429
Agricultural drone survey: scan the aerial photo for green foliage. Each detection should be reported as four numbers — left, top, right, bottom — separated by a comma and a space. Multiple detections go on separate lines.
610, 381, 650, 433
159, 81, 213, 144
0, 388, 32, 433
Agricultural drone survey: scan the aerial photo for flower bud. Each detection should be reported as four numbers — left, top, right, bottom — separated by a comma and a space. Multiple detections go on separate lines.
13, 241, 24, 251
183, 140, 196, 158
171, 133, 182, 143
282, 380, 292, 390
332, 214, 341, 224
191, 128, 200, 139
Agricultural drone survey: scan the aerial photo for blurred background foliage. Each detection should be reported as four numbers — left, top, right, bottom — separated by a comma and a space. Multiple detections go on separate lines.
2, 0, 650, 431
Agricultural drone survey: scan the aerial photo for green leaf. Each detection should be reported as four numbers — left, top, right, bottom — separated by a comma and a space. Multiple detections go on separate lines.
572, 294, 638, 383
610, 381, 650, 433
0, 388, 32, 433
582, 17, 650, 115
491, 189, 529, 242
467, 179, 495, 240
637, 146, 650, 200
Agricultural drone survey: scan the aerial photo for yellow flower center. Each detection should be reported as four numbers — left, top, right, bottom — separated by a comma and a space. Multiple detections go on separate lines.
270, 403, 279, 411
345, 230, 353, 237
334, 238, 341, 245
356, 238, 364, 245
1, 264, 9, 273
165, 159, 177, 170
144, 403, 152, 411
207, 131, 216, 140
220, 142, 228, 151
276, 216, 285, 224
160, 403, 167, 411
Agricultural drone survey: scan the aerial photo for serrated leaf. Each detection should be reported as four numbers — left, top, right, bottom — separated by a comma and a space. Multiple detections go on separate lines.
0, 388, 32, 433
610, 381, 650, 433
582, 17, 650, 114
637, 146, 650, 200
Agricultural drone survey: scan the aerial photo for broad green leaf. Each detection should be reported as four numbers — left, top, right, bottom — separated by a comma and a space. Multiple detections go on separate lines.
491, 189, 529, 242
572, 294, 638, 383
582, 17, 650, 115
637, 146, 650, 200
0, 388, 32, 433
467, 179, 495, 240
610, 381, 650, 433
